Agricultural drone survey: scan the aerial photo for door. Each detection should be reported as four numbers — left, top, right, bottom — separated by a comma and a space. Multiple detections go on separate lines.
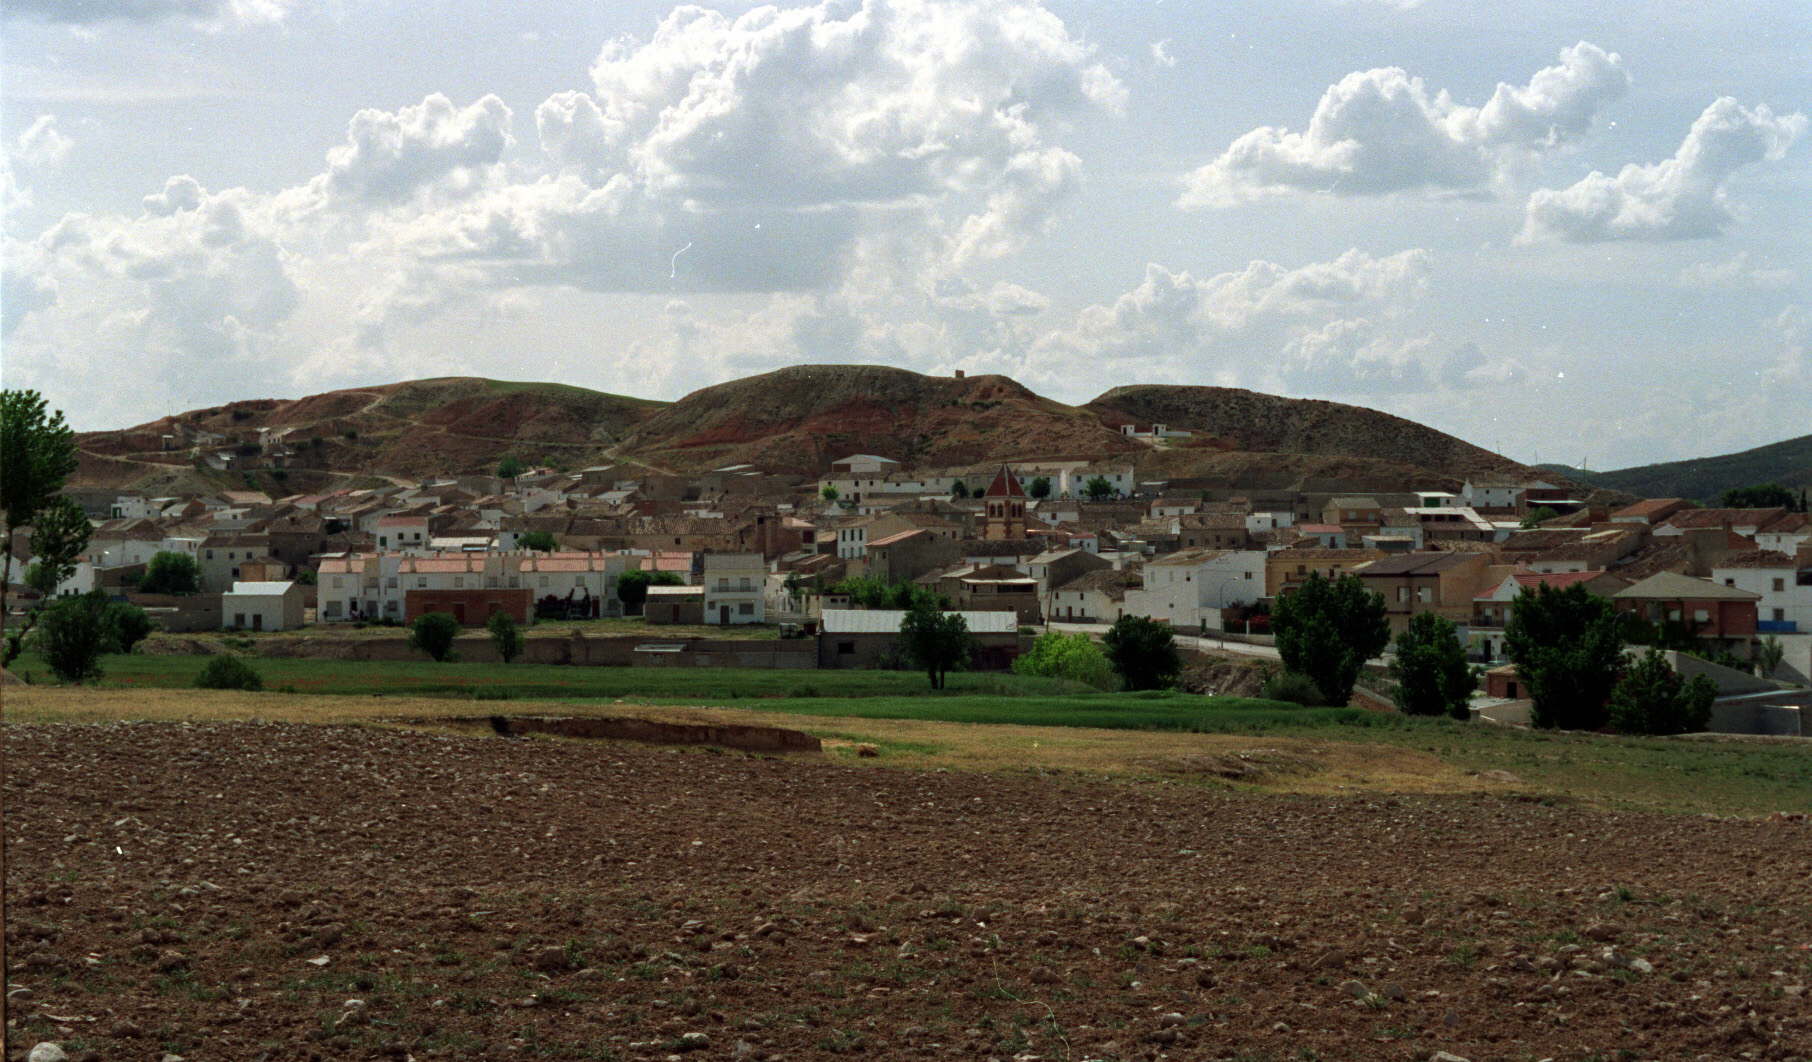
252, 613, 263, 631
451, 602, 467, 624
719, 605, 731, 625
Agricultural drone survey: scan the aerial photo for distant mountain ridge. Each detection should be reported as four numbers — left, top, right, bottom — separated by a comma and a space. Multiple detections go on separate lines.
74, 365, 1564, 494
1536, 434, 1812, 503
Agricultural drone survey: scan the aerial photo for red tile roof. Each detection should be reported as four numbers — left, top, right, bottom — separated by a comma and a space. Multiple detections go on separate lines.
983, 466, 1025, 498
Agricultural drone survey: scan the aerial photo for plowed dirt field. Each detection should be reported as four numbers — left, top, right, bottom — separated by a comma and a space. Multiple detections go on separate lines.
6, 722, 1810, 1061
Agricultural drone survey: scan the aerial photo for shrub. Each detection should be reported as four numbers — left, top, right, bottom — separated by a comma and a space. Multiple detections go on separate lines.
33, 593, 112, 684
1608, 650, 1715, 736
103, 601, 154, 654
409, 611, 462, 662
1260, 670, 1325, 707
194, 654, 264, 691
487, 610, 524, 664
140, 551, 201, 595
1013, 631, 1117, 690
1102, 616, 1180, 691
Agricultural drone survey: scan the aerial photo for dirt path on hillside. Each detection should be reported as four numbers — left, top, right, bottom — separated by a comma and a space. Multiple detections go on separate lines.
6, 722, 1809, 1061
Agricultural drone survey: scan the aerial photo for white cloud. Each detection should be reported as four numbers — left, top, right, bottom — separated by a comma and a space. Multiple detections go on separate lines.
15, 115, 74, 169
1150, 39, 1175, 68
1179, 42, 1627, 207
1519, 97, 1806, 243
1675, 251, 1797, 291
1441, 340, 1530, 387
314, 93, 514, 206
1763, 304, 1806, 389
4, 0, 304, 28
1027, 248, 1433, 395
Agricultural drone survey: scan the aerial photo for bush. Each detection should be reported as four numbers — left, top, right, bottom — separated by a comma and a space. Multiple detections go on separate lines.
1260, 670, 1325, 706
410, 611, 462, 662
140, 551, 201, 595
1608, 650, 1715, 736
1013, 631, 1117, 690
194, 654, 264, 691
1102, 616, 1180, 691
33, 593, 111, 684
487, 610, 524, 664
104, 601, 154, 654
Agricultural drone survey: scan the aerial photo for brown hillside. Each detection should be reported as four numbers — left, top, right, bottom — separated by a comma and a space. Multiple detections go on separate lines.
1087, 385, 1532, 482
619, 365, 1141, 475
73, 378, 666, 491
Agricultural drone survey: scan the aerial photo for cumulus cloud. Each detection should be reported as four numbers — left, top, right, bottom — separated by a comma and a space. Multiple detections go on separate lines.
1027, 249, 1434, 395
1441, 340, 1530, 387
15, 115, 74, 169
1519, 97, 1806, 243
1150, 40, 1176, 68
4, 0, 302, 28
1179, 42, 1627, 207
1676, 251, 1797, 291
314, 93, 514, 205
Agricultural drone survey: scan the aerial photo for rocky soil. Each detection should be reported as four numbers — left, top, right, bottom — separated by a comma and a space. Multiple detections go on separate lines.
7, 721, 1810, 1061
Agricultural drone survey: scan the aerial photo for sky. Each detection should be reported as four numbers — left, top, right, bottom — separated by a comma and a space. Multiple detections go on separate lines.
2, 0, 1807, 471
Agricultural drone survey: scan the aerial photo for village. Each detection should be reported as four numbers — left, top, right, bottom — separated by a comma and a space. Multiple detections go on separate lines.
19, 445, 1812, 734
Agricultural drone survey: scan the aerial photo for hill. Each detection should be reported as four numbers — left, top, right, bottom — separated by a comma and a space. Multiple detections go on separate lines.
69, 365, 1556, 493
73, 378, 667, 494
616, 365, 1139, 475
1539, 435, 1812, 502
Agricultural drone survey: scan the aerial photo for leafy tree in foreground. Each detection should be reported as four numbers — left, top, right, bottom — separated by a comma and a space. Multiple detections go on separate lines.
1608, 649, 1715, 735
1503, 583, 1625, 730
1270, 573, 1389, 706
409, 611, 463, 662
2, 390, 80, 637
1012, 630, 1116, 689
899, 605, 974, 690
140, 550, 202, 595
1102, 615, 1181, 691
4, 495, 92, 667
1029, 476, 1052, 500
1083, 475, 1114, 501
1389, 611, 1476, 719
616, 569, 684, 615
33, 592, 112, 684
487, 609, 524, 663
104, 600, 154, 654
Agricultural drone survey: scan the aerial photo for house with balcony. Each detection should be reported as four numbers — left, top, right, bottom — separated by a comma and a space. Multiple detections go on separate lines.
1264, 548, 1387, 599
1712, 550, 1811, 635
1612, 571, 1761, 654
1353, 551, 1493, 635
702, 552, 767, 625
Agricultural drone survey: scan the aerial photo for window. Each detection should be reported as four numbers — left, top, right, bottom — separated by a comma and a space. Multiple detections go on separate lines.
717, 578, 729, 590
233, 613, 246, 628
1725, 578, 1736, 587
738, 602, 754, 615
1397, 586, 1409, 602
837, 640, 855, 655
1417, 586, 1431, 603
324, 601, 342, 618
453, 576, 465, 589
331, 576, 343, 589
1773, 578, 1786, 592
1692, 609, 1709, 624
1773, 608, 1786, 622
417, 577, 427, 588
206, 549, 214, 560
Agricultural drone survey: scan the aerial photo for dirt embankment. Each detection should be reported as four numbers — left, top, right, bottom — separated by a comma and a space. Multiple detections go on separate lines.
7, 721, 1809, 1061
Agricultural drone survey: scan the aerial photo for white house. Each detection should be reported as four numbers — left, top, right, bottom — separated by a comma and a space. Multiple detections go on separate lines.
1122, 549, 1266, 629
375, 514, 431, 551
1460, 479, 1527, 510
1713, 550, 1812, 635
702, 552, 767, 625
222, 580, 305, 631
1755, 513, 1811, 556
832, 521, 868, 560
516, 552, 634, 616
1246, 510, 1296, 535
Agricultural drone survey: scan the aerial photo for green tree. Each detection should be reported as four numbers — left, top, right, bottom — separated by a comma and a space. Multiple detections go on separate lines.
409, 611, 462, 662
899, 605, 974, 690
829, 576, 946, 611
1270, 573, 1390, 706
487, 609, 524, 663
517, 530, 558, 552
104, 600, 154, 654
1717, 482, 1797, 510
1388, 611, 1476, 718
951, 480, 970, 499
497, 455, 525, 479
4, 495, 92, 667
1754, 635, 1785, 678
1102, 615, 1181, 691
1503, 583, 1625, 730
1520, 506, 1560, 529
1608, 649, 1715, 735
1029, 476, 1052, 500
2, 390, 80, 636
140, 551, 202, 594
32, 592, 112, 684
616, 569, 683, 615
1083, 476, 1114, 501
1012, 630, 1117, 689
820, 485, 839, 503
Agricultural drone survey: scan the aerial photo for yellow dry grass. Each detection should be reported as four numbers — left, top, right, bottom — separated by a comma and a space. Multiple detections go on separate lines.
2, 686, 1505, 798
